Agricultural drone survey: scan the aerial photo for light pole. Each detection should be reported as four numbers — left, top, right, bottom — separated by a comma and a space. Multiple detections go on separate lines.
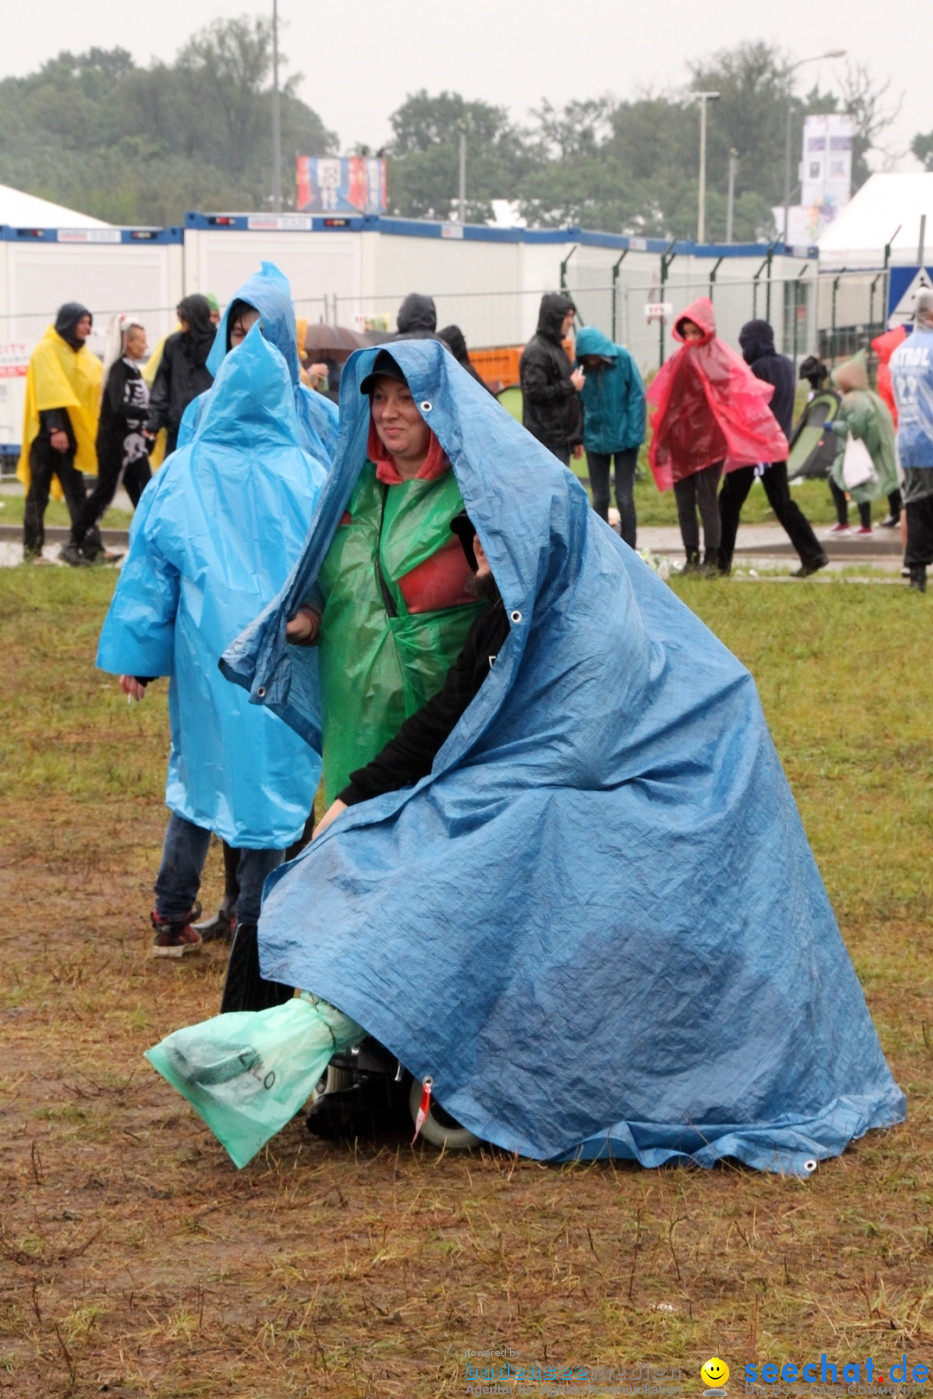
781, 49, 846, 248
272, 0, 282, 213
458, 126, 467, 224
694, 91, 720, 243
726, 148, 738, 244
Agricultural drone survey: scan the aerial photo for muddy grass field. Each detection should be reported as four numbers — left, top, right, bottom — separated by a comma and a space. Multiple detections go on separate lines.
2, 569, 932, 1398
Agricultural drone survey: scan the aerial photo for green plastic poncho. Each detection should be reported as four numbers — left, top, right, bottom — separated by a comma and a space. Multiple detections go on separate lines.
829, 352, 898, 504
317, 459, 481, 803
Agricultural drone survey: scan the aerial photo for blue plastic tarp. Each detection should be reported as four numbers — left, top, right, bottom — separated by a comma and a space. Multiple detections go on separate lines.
97, 324, 327, 848
222, 339, 905, 1172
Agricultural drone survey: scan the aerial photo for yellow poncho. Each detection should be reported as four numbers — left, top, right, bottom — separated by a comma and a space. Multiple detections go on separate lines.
17, 326, 102, 492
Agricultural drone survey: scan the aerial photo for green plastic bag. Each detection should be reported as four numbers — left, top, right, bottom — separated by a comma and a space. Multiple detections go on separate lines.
145, 995, 363, 1168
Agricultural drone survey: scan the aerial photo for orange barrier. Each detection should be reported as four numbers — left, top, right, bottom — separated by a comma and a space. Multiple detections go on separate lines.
468, 340, 575, 394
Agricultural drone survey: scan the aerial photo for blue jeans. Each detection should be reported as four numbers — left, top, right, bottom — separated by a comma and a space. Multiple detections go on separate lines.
154, 812, 284, 925
587, 448, 638, 547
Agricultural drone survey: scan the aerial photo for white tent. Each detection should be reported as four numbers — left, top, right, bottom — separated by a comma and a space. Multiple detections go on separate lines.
819, 172, 933, 268
0, 184, 109, 229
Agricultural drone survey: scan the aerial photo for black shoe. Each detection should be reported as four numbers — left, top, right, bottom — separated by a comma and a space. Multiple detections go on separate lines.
192, 904, 235, 944
58, 542, 91, 568
679, 548, 702, 575
878, 515, 900, 528
701, 547, 721, 577
909, 565, 927, 593
792, 553, 830, 579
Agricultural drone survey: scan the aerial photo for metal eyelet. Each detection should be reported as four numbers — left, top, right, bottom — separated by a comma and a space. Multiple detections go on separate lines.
420, 400, 432, 412
510, 610, 522, 624
256, 686, 266, 698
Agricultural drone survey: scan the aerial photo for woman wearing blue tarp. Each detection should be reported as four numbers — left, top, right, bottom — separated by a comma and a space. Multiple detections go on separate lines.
97, 316, 327, 960
220, 338, 904, 1175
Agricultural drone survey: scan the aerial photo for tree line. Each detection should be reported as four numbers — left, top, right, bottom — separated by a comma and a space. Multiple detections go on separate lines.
0, 19, 913, 241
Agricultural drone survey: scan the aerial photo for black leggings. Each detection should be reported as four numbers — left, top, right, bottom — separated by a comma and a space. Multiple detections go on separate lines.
674, 462, 722, 553
719, 461, 825, 570
829, 479, 871, 529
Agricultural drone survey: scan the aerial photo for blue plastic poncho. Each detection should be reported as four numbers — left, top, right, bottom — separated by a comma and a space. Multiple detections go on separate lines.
223, 339, 904, 1173
97, 326, 327, 848
178, 261, 339, 463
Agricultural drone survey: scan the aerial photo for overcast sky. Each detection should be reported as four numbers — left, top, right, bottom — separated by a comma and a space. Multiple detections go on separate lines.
5, 0, 924, 171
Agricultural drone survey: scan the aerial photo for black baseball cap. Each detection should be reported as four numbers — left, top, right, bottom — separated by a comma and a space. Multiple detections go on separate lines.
359, 349, 408, 395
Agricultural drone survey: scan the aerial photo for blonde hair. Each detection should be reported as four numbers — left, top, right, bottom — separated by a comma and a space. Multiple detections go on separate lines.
101, 313, 145, 391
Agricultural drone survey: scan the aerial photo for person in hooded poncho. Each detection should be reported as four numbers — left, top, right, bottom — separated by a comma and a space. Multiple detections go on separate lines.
218, 337, 904, 1176
145, 294, 216, 457
871, 324, 907, 529
438, 324, 491, 392
890, 288, 933, 591
175, 265, 339, 466
173, 262, 340, 944
646, 297, 788, 573
573, 326, 645, 546
97, 324, 327, 959
826, 352, 898, 537
18, 302, 102, 564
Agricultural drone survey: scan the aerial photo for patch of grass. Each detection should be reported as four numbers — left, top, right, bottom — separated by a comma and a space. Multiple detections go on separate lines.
1, 570, 931, 1395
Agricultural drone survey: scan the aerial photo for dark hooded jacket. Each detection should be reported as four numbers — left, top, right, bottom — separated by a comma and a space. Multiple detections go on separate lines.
439, 323, 489, 390
738, 319, 795, 444
519, 293, 582, 451
147, 293, 216, 453
39, 302, 94, 442
396, 293, 438, 340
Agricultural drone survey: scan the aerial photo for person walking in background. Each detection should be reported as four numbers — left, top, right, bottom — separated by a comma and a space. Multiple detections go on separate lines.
871, 322, 907, 528
145, 294, 215, 457
18, 302, 101, 565
574, 326, 645, 547
890, 288, 933, 592
61, 314, 151, 567
717, 319, 828, 578
519, 293, 583, 466
647, 297, 787, 574
826, 353, 898, 539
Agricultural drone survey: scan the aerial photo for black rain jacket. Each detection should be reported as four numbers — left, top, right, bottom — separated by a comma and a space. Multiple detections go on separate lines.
519, 293, 582, 451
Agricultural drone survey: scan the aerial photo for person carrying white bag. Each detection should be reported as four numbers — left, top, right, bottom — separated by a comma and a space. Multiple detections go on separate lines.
825, 352, 898, 538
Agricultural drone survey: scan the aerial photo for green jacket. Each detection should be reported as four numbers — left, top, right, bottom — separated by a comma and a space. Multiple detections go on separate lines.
317, 462, 483, 804
829, 390, 898, 503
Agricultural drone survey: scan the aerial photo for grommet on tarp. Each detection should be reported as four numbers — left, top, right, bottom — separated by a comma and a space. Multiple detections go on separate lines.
420, 400, 432, 412
804, 1158, 818, 1174
412, 1075, 433, 1143
256, 686, 266, 698
510, 610, 523, 624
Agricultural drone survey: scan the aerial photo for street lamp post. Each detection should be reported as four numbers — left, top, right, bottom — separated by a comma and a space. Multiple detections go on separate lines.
694, 91, 720, 244
272, 0, 282, 213
781, 49, 846, 249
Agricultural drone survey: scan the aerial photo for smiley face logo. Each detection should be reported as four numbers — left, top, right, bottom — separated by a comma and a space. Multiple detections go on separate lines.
701, 1358, 729, 1389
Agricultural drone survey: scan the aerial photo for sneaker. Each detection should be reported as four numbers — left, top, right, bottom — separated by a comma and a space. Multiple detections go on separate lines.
30, 554, 57, 566
878, 514, 900, 529
58, 542, 92, 568
792, 554, 830, 578
850, 525, 873, 537
91, 547, 124, 565
150, 902, 203, 958
192, 905, 235, 945
826, 523, 851, 536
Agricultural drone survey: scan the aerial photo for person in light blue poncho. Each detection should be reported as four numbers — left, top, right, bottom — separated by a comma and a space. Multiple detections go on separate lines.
173, 262, 339, 942
177, 262, 339, 463
222, 338, 904, 1175
98, 324, 327, 960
